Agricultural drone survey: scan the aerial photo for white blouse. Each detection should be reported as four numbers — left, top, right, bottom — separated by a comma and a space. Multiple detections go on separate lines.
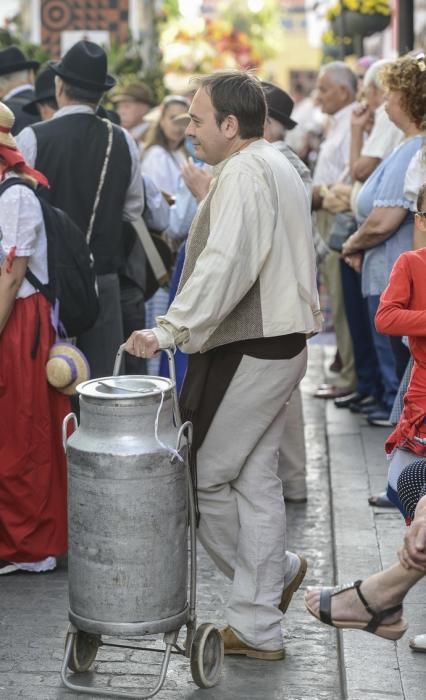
0, 172, 48, 299
142, 145, 187, 196
404, 146, 426, 205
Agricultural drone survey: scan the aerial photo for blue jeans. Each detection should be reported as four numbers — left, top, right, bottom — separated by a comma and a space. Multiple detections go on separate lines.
340, 261, 382, 398
366, 294, 399, 411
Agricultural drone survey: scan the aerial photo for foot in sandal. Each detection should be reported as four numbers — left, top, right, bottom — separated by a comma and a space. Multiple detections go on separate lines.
304, 579, 408, 641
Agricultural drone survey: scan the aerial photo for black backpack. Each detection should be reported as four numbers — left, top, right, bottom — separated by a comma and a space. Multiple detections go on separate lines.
0, 177, 99, 337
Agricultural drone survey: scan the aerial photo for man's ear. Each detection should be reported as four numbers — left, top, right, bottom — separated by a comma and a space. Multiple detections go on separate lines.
222, 114, 240, 140
338, 84, 351, 105
54, 76, 64, 101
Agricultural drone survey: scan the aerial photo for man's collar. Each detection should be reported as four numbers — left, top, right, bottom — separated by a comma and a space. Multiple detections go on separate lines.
53, 104, 96, 119
3, 84, 33, 101
331, 101, 355, 124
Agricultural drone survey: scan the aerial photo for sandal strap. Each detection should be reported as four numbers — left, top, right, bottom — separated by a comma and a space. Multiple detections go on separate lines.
319, 581, 358, 626
353, 580, 403, 633
319, 580, 402, 634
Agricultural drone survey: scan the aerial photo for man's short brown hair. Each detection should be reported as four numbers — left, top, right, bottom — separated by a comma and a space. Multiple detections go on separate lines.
196, 71, 266, 139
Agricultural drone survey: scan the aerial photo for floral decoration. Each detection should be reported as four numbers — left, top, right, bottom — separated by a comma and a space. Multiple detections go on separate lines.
326, 0, 391, 21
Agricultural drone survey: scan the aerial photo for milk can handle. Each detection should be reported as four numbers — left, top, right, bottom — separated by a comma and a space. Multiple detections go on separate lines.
113, 344, 182, 426
62, 412, 78, 453
165, 348, 182, 426
113, 344, 126, 376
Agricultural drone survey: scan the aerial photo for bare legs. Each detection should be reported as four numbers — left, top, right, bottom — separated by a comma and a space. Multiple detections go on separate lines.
305, 495, 426, 634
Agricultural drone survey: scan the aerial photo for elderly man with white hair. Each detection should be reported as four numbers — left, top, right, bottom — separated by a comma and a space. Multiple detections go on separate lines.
350, 59, 403, 183
312, 61, 358, 401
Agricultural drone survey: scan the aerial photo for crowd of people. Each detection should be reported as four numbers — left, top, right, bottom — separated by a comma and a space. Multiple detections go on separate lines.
0, 36, 426, 662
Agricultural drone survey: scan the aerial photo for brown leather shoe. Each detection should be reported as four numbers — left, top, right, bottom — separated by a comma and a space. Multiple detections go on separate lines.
279, 555, 308, 613
220, 626, 284, 660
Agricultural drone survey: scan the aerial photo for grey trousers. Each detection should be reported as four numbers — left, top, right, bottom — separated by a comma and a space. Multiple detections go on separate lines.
78, 272, 124, 379
278, 386, 307, 500
197, 348, 307, 650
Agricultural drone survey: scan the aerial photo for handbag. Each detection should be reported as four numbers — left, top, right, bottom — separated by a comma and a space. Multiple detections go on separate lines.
328, 211, 358, 253
121, 221, 173, 301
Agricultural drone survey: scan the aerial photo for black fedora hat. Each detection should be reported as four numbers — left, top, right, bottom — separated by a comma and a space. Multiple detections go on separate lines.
51, 40, 115, 92
0, 45, 39, 76
261, 81, 297, 131
23, 65, 57, 115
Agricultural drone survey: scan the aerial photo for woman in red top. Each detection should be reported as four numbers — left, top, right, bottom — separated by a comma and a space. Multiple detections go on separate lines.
375, 183, 426, 514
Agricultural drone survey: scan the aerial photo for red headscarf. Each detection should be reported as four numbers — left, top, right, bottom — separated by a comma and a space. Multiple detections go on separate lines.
0, 141, 49, 189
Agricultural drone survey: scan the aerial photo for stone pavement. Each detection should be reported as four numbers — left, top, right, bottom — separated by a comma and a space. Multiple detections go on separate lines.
324, 345, 426, 700
0, 343, 425, 700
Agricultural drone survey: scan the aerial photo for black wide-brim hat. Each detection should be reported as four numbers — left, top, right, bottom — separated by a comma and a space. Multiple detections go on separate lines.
23, 64, 57, 115
51, 40, 115, 92
0, 45, 39, 76
261, 81, 297, 131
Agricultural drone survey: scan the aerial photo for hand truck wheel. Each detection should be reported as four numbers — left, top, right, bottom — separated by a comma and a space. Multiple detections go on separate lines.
65, 624, 101, 673
190, 623, 224, 689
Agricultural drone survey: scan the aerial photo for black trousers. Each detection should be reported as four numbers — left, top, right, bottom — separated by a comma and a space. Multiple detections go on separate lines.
120, 279, 147, 375
78, 273, 123, 379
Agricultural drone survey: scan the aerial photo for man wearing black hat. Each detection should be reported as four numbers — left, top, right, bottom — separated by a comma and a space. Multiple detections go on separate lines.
261, 81, 314, 507
262, 81, 312, 196
22, 64, 58, 122
0, 46, 39, 134
17, 40, 144, 378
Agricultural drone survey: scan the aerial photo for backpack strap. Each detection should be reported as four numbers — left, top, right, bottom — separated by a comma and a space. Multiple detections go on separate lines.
0, 176, 54, 303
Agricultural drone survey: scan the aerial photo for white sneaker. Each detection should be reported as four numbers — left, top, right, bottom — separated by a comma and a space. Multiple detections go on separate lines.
0, 556, 56, 575
0, 561, 20, 575
409, 634, 426, 652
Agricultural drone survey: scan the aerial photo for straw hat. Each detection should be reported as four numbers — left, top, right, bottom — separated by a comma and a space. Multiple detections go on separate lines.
0, 103, 17, 148
46, 342, 90, 395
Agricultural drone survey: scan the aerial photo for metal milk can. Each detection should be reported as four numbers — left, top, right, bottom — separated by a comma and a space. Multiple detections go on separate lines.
64, 373, 188, 637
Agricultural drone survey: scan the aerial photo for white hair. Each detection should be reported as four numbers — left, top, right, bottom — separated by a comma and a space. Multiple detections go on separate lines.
363, 59, 394, 89
0, 69, 30, 96
319, 61, 357, 96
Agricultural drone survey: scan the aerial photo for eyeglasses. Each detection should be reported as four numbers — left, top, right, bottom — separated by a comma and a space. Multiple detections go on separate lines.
416, 211, 426, 219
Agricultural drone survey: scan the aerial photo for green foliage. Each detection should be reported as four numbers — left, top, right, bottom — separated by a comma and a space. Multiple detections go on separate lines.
0, 29, 49, 67
105, 36, 167, 106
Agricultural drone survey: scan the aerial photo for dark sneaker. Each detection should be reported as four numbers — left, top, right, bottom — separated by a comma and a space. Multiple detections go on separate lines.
334, 392, 369, 409
367, 409, 392, 427
348, 395, 377, 413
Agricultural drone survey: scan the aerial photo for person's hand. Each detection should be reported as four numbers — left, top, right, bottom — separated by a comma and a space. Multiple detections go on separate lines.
323, 191, 348, 214
351, 102, 374, 132
341, 233, 360, 256
323, 184, 352, 214
342, 252, 363, 273
124, 329, 160, 359
181, 159, 212, 202
399, 516, 426, 572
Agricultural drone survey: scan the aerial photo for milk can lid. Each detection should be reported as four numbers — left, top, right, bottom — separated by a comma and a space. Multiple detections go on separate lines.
76, 375, 173, 399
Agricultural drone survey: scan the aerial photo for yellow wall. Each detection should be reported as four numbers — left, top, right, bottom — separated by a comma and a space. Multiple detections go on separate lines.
261, 28, 322, 89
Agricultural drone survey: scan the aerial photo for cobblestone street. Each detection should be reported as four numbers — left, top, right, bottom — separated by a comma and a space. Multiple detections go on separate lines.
1, 343, 425, 699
